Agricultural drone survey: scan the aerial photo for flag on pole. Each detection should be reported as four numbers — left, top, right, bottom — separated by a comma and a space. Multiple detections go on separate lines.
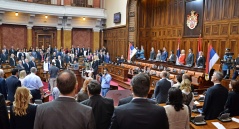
205, 44, 219, 73
177, 37, 181, 58
176, 38, 181, 65
127, 42, 137, 61
197, 34, 202, 58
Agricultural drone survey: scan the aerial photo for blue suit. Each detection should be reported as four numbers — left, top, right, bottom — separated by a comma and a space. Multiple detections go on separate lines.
138, 49, 145, 59
161, 51, 168, 61
104, 56, 110, 63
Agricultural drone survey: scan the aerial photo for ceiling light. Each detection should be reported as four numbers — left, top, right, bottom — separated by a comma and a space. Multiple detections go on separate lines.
83, 17, 86, 21
45, 15, 48, 19
15, 12, 18, 16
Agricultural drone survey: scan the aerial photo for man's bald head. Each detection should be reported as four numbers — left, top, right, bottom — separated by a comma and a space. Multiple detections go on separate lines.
57, 70, 77, 95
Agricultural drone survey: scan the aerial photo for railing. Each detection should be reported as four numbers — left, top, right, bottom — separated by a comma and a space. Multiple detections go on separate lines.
15, 0, 99, 8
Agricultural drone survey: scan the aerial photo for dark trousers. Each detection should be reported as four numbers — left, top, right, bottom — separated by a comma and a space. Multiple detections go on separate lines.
232, 71, 239, 80
30, 89, 41, 103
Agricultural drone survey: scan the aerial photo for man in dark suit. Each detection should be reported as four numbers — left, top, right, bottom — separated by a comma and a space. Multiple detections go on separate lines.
202, 71, 228, 120
98, 51, 104, 65
0, 69, 7, 99
6, 68, 21, 102
186, 48, 194, 67
161, 47, 168, 61
232, 54, 239, 80
34, 70, 96, 129
16, 60, 25, 71
109, 73, 169, 129
2, 45, 8, 57
23, 59, 31, 74
81, 80, 114, 129
196, 51, 205, 68
118, 95, 156, 106
9, 46, 15, 56
168, 50, 176, 63
154, 71, 171, 104
56, 56, 64, 69
64, 53, 71, 64
92, 59, 99, 78
29, 57, 37, 69
9, 54, 16, 67
1, 49, 7, 64
48, 45, 53, 55
0, 93, 10, 129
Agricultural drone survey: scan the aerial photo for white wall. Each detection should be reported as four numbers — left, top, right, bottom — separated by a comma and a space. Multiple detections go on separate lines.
104, 0, 127, 28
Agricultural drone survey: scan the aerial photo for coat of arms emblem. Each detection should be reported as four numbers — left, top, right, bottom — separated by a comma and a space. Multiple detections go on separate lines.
187, 10, 198, 29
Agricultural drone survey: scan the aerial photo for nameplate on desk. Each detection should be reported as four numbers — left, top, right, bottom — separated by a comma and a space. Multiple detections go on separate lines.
211, 122, 226, 129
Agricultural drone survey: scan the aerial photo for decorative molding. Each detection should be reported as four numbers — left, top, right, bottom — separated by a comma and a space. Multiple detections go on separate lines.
129, 27, 134, 32
129, 12, 135, 17
0, 0, 106, 18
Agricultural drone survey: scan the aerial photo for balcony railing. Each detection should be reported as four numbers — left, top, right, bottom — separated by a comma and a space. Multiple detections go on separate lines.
16, 0, 101, 8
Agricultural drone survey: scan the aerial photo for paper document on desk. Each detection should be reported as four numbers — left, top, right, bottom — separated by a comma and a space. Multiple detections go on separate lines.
232, 117, 239, 123
194, 101, 200, 105
199, 95, 205, 97
212, 122, 226, 129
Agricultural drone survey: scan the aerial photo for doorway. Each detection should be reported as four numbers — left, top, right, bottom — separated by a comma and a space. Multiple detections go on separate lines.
37, 34, 53, 48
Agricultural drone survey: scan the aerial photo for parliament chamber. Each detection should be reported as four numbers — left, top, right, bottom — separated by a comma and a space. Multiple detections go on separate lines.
1, 0, 239, 129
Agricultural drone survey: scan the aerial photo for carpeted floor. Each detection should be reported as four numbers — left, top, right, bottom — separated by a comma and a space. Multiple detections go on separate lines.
42, 79, 129, 102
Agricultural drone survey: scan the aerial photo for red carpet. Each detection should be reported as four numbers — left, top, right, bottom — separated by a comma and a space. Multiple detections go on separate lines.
42, 79, 131, 102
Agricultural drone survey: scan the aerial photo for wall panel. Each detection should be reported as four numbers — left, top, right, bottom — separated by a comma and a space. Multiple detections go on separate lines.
1, 24, 27, 49
72, 28, 93, 48
137, 0, 239, 61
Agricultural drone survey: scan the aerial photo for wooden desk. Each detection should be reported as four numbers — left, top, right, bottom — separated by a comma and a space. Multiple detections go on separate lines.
190, 116, 239, 129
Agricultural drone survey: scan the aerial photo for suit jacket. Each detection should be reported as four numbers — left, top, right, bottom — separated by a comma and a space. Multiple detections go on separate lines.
186, 53, 194, 67
34, 97, 95, 129
196, 56, 205, 68
0, 78, 7, 99
92, 60, 99, 74
16, 64, 25, 71
81, 95, 114, 129
109, 99, 169, 129
0, 93, 10, 129
161, 51, 168, 61
9, 57, 16, 67
202, 84, 228, 120
55, 59, 64, 69
98, 54, 104, 64
29, 61, 37, 69
23, 63, 31, 74
6, 76, 21, 102
168, 54, 176, 62
1, 53, 7, 63
225, 91, 239, 117
118, 96, 157, 106
10, 104, 37, 129
149, 51, 155, 60
9, 48, 15, 55
64, 55, 70, 64
154, 78, 171, 104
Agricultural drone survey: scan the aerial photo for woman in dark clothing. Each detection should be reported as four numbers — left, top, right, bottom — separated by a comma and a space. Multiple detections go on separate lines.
225, 80, 239, 116
10, 87, 37, 129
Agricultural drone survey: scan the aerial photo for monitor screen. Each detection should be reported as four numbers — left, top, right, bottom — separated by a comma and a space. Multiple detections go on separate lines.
114, 12, 121, 23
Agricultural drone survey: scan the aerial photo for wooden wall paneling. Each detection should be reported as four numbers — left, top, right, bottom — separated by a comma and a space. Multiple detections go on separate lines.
204, 0, 213, 21
229, 39, 238, 58
222, 0, 231, 19
232, 0, 239, 18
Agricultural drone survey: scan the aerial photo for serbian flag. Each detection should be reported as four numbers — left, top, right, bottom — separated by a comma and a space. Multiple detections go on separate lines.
176, 37, 181, 58
176, 38, 180, 64
205, 44, 219, 73
127, 42, 137, 61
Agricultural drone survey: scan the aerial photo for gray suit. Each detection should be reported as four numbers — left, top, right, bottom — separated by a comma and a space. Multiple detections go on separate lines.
34, 97, 96, 129
168, 54, 176, 62
186, 53, 194, 67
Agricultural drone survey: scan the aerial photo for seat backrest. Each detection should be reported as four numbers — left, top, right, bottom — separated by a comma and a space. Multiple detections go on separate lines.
105, 90, 132, 106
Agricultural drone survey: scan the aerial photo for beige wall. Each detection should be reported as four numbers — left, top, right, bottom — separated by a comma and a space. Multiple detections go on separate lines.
104, 0, 127, 28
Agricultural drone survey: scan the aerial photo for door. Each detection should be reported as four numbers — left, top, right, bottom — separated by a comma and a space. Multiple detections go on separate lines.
37, 34, 53, 48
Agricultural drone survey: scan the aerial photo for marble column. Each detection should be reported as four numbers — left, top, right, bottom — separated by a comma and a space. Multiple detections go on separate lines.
27, 26, 32, 49
63, 28, 72, 49
57, 28, 62, 49
93, 28, 100, 52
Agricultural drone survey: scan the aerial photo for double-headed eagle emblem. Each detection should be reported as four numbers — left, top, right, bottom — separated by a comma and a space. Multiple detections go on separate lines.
187, 10, 198, 29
